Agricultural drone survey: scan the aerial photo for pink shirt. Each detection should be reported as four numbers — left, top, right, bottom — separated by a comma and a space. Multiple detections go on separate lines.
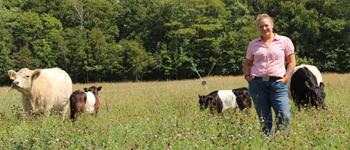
246, 33, 294, 78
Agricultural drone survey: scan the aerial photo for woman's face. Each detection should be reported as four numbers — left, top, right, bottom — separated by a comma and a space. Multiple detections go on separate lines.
258, 18, 274, 38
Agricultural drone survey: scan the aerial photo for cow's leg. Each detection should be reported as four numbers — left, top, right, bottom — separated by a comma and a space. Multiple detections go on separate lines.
94, 100, 100, 117
232, 108, 236, 114
61, 102, 70, 120
291, 92, 301, 111
73, 111, 80, 122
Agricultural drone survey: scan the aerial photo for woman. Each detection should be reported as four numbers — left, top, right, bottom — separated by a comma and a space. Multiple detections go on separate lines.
243, 14, 296, 135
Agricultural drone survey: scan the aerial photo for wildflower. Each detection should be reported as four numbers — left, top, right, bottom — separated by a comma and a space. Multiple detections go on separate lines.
304, 104, 307, 106
165, 139, 168, 142
249, 137, 252, 139
249, 127, 252, 130
262, 135, 267, 138
61, 132, 64, 135
238, 134, 242, 138
173, 124, 176, 127
324, 144, 327, 147
147, 118, 150, 123
262, 119, 264, 122
177, 134, 181, 137
1, 145, 4, 148
14, 134, 18, 137
165, 127, 167, 129
154, 135, 157, 138
195, 145, 198, 148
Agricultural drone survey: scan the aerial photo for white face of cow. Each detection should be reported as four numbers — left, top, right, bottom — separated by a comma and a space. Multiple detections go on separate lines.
8, 68, 41, 93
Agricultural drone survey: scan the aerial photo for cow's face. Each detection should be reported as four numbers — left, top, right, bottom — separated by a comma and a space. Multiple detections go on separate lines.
84, 86, 102, 96
306, 81, 327, 109
8, 68, 41, 93
198, 94, 214, 111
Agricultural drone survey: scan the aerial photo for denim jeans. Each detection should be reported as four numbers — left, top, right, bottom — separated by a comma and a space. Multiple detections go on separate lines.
248, 78, 290, 135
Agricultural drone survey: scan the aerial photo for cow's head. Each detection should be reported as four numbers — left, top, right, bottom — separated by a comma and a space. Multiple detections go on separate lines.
198, 94, 214, 111
84, 86, 102, 96
8, 68, 41, 93
305, 81, 326, 109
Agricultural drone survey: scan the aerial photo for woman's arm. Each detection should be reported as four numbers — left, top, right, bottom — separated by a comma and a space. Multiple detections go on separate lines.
277, 53, 296, 83
243, 59, 254, 82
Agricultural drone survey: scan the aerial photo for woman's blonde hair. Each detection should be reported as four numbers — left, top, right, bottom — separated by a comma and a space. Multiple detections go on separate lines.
256, 14, 273, 27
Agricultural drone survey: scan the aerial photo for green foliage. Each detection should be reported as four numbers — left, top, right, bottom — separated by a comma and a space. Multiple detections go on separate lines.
0, 0, 349, 84
0, 4, 15, 83
117, 39, 150, 81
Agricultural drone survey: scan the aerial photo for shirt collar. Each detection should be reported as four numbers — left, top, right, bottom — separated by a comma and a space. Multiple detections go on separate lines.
257, 33, 280, 42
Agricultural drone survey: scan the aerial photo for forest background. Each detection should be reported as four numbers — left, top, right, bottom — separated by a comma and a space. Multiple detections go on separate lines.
0, 0, 349, 84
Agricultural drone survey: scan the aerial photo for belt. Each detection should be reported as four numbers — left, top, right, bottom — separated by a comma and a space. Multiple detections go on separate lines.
255, 76, 281, 81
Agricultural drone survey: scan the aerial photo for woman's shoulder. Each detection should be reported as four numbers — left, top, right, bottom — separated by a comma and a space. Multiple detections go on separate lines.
276, 34, 292, 41
249, 37, 262, 44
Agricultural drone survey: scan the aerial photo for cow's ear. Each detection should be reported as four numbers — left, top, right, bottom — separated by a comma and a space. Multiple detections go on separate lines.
32, 69, 41, 80
97, 86, 102, 92
304, 81, 313, 91
305, 81, 309, 87
84, 88, 89, 92
320, 82, 325, 89
8, 70, 16, 80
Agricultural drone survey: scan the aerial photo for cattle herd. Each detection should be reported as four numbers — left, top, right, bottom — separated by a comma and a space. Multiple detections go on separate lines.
7, 64, 326, 122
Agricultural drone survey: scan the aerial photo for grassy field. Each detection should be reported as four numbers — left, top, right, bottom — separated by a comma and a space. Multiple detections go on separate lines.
0, 74, 349, 149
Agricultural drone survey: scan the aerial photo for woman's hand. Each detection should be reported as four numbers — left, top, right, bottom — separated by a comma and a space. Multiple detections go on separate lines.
276, 78, 288, 83
245, 76, 253, 82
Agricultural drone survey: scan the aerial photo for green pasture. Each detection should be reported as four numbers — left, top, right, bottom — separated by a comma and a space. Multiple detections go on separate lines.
0, 74, 349, 149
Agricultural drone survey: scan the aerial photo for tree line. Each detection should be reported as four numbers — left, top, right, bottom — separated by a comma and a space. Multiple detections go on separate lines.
0, 0, 349, 85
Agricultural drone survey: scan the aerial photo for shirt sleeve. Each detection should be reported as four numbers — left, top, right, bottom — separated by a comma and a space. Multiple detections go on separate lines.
246, 41, 254, 60
283, 37, 295, 57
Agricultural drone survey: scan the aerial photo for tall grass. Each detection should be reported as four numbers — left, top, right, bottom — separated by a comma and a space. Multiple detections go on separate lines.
0, 74, 349, 149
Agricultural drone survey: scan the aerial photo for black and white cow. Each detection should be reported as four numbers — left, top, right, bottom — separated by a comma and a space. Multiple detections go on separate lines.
287, 64, 326, 110
198, 87, 252, 114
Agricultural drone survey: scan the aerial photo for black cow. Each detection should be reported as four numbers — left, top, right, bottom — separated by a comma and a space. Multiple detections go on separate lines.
198, 87, 252, 114
287, 64, 326, 110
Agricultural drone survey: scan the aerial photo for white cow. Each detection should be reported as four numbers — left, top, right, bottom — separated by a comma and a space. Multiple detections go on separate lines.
8, 68, 72, 119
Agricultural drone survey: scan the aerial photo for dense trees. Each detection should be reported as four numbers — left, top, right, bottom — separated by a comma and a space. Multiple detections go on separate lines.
0, 0, 349, 85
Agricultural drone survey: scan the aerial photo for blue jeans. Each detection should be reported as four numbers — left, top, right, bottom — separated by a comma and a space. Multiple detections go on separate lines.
248, 79, 290, 135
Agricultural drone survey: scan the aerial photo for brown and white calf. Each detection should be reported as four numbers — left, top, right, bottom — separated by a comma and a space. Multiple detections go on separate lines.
69, 86, 102, 121
198, 87, 252, 114
83, 86, 101, 116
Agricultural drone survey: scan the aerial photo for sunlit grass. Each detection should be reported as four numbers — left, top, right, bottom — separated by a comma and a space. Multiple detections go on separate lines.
0, 74, 349, 149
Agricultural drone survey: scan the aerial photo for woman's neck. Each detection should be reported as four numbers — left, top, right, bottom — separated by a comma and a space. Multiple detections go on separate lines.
262, 33, 275, 42
262, 33, 275, 46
